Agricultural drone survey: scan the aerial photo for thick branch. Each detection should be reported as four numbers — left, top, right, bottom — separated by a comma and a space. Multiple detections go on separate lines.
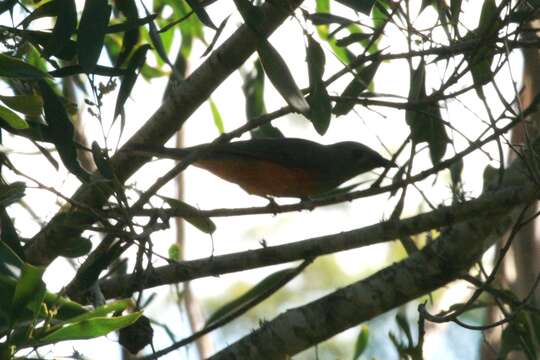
98, 182, 537, 300
23, 0, 305, 266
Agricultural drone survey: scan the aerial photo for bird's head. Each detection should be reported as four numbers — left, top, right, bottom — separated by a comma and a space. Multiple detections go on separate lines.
330, 141, 395, 175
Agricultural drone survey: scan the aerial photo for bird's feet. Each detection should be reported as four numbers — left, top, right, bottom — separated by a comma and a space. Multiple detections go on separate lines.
264, 196, 280, 214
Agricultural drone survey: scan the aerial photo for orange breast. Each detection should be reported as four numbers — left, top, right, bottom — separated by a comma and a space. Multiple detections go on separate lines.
194, 159, 320, 198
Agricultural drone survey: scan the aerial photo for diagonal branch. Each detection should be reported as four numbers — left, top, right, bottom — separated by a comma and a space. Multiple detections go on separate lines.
23, 0, 306, 266
97, 181, 538, 300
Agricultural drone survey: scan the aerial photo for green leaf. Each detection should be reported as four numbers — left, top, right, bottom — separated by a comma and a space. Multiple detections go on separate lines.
316, 0, 330, 13
168, 244, 181, 261
160, 196, 216, 234
257, 38, 310, 114
38, 80, 90, 182
243, 60, 266, 119
34, 312, 141, 346
0, 53, 47, 79
62, 299, 133, 324
114, 44, 150, 120
334, 0, 376, 14
141, 2, 176, 76
352, 325, 369, 360
0, 181, 25, 207
500, 311, 538, 359
56, 237, 92, 258
44, 0, 77, 58
336, 32, 372, 47
10, 263, 46, 324
0, 0, 16, 16
77, 0, 112, 72
106, 14, 157, 34
0, 237, 24, 276
333, 60, 379, 116
405, 62, 448, 164
185, 0, 216, 29
0, 95, 43, 117
372, 0, 390, 30
49, 64, 126, 78
205, 268, 297, 327
306, 35, 325, 82
304, 12, 355, 26
242, 61, 283, 139
306, 86, 331, 135
469, 0, 498, 92
305, 35, 331, 134
209, 99, 224, 134
450, 0, 462, 26
0, 104, 28, 129
20, 0, 62, 28
91, 142, 114, 179
202, 15, 231, 57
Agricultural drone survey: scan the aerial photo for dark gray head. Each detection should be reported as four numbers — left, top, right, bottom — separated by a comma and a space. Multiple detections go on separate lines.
328, 141, 394, 178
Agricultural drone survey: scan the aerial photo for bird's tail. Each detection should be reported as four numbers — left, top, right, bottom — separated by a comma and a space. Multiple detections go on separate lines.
126, 143, 191, 159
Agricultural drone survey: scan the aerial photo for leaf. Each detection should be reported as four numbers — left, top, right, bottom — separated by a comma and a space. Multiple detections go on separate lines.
405, 62, 448, 164
201, 15, 230, 57
56, 237, 92, 258
91, 141, 114, 179
469, 0, 498, 92
333, 60, 380, 116
334, 0, 376, 14
209, 99, 224, 134
336, 32, 372, 47
352, 325, 369, 360
242, 61, 283, 138
306, 35, 325, 82
0, 95, 43, 117
77, 0, 112, 72
44, 0, 77, 58
0, 53, 47, 79
168, 244, 181, 261
38, 80, 90, 182
243, 60, 266, 119
106, 14, 157, 34
34, 312, 141, 346
113, 44, 150, 121
257, 38, 310, 114
62, 299, 133, 324
10, 263, 46, 324
306, 88, 331, 135
205, 268, 297, 327
20, 0, 62, 28
113, 0, 141, 67
185, 0, 217, 29
0, 105, 28, 129
0, 181, 25, 207
0, 0, 16, 16
304, 12, 355, 26
450, 0, 462, 26
0, 235, 24, 276
161, 196, 216, 234
305, 35, 331, 134
49, 64, 126, 78
140, 2, 176, 76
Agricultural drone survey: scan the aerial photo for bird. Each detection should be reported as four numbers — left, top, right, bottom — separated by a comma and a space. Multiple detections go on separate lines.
133, 137, 394, 199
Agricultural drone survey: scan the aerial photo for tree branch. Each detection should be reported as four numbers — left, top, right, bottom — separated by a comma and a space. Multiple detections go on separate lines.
98, 180, 538, 300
